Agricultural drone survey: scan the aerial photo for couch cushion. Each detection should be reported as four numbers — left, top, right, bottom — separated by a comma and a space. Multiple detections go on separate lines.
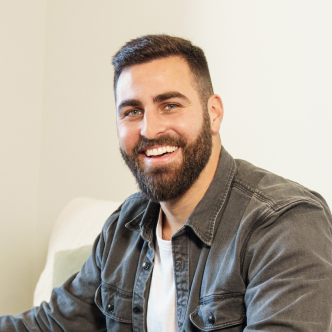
33, 197, 121, 306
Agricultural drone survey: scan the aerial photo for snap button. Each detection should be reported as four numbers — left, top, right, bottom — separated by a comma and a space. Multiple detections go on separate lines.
143, 262, 150, 270
208, 314, 215, 325
133, 306, 141, 314
107, 303, 114, 313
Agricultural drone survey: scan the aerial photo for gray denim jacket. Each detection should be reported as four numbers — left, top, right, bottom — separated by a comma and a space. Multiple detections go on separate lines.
2, 147, 332, 331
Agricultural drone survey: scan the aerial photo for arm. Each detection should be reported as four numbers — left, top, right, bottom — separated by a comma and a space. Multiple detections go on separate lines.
244, 202, 332, 331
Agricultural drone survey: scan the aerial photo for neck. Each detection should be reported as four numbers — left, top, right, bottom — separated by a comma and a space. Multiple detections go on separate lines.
160, 141, 221, 241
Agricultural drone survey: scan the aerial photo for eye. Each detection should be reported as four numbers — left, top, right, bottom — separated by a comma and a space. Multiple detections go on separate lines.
164, 103, 178, 110
125, 109, 142, 117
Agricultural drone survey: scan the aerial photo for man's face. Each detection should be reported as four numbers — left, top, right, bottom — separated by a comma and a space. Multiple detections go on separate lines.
116, 56, 213, 202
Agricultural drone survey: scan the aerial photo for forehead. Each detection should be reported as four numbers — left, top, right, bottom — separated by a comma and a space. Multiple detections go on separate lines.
115, 56, 197, 106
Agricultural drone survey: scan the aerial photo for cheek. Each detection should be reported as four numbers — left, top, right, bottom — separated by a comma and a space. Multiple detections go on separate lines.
175, 114, 203, 142
117, 122, 140, 153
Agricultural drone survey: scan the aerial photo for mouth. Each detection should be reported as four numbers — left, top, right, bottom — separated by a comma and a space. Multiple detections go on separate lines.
141, 145, 179, 158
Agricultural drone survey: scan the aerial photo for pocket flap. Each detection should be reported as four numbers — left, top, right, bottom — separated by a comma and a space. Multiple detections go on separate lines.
95, 283, 132, 323
190, 293, 245, 331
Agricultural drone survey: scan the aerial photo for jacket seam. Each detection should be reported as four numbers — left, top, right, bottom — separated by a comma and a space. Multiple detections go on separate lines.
101, 282, 133, 298
102, 211, 121, 240
199, 292, 245, 305
233, 180, 321, 212
232, 181, 276, 209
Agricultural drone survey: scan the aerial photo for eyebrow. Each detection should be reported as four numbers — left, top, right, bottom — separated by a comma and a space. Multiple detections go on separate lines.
117, 91, 190, 113
153, 91, 190, 104
117, 99, 143, 112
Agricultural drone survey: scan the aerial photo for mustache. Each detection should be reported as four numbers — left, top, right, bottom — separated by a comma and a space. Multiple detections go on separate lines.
132, 135, 187, 155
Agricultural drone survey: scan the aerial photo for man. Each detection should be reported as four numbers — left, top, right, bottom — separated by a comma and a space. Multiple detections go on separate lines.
1, 34, 332, 331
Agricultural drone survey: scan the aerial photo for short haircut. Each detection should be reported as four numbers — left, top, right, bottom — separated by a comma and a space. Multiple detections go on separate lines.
112, 34, 214, 106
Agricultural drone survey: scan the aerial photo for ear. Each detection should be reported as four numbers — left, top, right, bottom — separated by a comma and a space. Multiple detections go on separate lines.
207, 94, 224, 134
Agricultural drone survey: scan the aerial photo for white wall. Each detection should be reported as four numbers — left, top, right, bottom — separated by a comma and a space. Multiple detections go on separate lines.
1, 0, 331, 316
187, 0, 332, 204
0, 1, 47, 314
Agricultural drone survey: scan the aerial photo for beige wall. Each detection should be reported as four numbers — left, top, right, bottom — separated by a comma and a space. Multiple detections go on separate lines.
0, 1, 47, 314
1, 0, 332, 316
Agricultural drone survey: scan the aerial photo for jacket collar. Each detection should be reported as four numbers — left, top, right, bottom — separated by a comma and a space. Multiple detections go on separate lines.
125, 146, 236, 246
124, 194, 159, 243
186, 147, 236, 246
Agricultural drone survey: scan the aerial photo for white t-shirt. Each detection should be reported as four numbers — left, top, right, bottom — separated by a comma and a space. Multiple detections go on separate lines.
147, 209, 178, 332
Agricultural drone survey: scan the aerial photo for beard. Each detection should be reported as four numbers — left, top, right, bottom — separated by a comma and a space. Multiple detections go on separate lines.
120, 111, 213, 202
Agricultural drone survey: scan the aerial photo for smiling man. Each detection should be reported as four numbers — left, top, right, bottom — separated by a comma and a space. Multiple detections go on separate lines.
1, 35, 332, 332
116, 54, 222, 240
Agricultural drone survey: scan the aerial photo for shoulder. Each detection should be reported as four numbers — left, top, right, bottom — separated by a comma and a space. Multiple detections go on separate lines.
233, 158, 328, 213
228, 159, 332, 252
235, 162, 332, 331
231, 159, 332, 271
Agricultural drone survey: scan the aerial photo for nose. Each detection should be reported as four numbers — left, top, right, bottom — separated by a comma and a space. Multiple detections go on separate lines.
140, 110, 167, 139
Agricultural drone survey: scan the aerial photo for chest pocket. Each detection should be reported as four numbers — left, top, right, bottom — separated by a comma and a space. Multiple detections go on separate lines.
189, 293, 245, 331
95, 283, 132, 324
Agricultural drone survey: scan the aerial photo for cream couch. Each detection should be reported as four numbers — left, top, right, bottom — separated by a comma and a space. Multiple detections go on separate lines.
33, 197, 121, 306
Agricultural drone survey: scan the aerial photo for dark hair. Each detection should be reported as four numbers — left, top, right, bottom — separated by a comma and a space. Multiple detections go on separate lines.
112, 34, 214, 106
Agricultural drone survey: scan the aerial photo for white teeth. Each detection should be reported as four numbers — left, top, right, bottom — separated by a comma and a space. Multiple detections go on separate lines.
145, 146, 178, 157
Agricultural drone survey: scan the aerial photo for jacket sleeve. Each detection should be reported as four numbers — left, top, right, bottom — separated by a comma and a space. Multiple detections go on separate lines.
0, 211, 120, 332
244, 201, 332, 331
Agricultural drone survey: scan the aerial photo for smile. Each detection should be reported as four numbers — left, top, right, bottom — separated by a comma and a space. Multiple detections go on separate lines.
145, 146, 178, 157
